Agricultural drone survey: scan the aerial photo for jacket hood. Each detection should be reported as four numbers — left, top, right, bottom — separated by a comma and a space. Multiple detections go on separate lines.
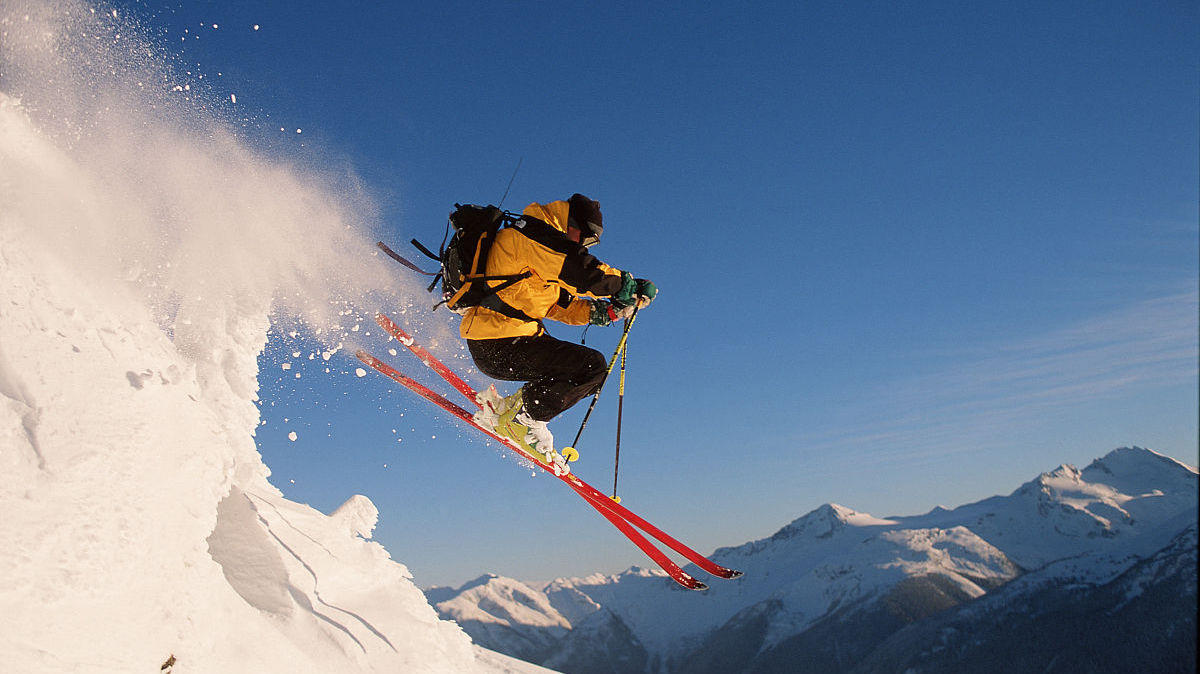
521, 200, 571, 234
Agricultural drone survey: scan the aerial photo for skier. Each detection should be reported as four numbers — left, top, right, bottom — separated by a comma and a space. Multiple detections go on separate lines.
463, 194, 656, 468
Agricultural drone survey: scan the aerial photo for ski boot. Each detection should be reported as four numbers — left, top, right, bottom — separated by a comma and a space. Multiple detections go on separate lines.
472, 385, 509, 430
480, 388, 574, 476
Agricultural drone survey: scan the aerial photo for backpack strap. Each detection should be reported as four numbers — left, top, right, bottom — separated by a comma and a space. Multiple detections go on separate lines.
410, 238, 440, 262
446, 223, 539, 322
477, 288, 538, 323
438, 272, 536, 322
420, 206, 545, 325
447, 269, 536, 320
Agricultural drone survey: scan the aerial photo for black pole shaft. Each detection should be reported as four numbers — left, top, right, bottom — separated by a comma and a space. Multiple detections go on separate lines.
612, 338, 628, 498
569, 307, 639, 450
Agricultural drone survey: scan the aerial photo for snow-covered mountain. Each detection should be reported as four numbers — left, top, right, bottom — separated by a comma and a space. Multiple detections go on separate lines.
428, 447, 1198, 673
0, 4, 546, 669
857, 521, 1198, 673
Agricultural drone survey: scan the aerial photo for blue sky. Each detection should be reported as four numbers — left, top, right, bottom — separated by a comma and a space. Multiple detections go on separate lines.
117, 0, 1197, 587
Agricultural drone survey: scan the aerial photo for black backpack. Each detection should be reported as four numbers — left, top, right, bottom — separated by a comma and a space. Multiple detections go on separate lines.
410, 204, 535, 321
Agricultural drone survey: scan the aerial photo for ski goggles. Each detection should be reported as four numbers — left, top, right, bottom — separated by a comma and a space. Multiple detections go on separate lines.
579, 220, 603, 248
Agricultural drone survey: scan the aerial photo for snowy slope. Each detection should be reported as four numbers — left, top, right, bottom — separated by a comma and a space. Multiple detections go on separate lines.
0, 206, 502, 672
0, 3, 549, 671
857, 523, 1200, 673
429, 575, 572, 662
429, 448, 1197, 672
431, 504, 1022, 660
515, 503, 1019, 660
892, 447, 1199, 580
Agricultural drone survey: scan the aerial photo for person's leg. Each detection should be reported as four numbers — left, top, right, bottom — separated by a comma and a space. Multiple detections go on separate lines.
468, 334, 607, 421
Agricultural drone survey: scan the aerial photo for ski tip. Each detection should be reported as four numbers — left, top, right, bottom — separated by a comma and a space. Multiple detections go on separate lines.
691, 581, 709, 591
721, 569, 744, 579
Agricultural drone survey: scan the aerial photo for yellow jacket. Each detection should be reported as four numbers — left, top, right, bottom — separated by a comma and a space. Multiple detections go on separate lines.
459, 200, 627, 340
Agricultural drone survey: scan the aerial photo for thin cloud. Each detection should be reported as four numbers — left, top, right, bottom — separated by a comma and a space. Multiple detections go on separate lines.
800, 289, 1198, 464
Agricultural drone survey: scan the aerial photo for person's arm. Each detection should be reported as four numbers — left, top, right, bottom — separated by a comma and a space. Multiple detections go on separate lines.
513, 217, 627, 297
545, 290, 595, 325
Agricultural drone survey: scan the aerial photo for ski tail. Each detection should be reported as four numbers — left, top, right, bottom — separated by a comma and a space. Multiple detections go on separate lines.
356, 350, 708, 590
567, 476, 743, 579
367, 312, 744, 583
576, 488, 707, 590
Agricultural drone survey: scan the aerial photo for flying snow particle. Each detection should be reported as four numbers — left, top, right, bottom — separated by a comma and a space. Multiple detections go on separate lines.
212, 23, 219, 29
253, 24, 260, 30
288, 431, 298, 442
296, 128, 302, 134
230, 93, 237, 103
388, 348, 398, 356
355, 368, 367, 378
281, 363, 291, 370
292, 351, 301, 358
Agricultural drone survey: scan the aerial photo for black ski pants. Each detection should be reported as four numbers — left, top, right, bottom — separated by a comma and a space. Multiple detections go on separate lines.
467, 333, 608, 422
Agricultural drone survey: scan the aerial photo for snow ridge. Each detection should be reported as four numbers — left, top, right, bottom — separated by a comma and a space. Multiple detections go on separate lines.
0, 3, 542, 671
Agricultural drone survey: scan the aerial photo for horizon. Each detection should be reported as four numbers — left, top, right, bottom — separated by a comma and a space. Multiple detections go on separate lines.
430, 444, 1199, 590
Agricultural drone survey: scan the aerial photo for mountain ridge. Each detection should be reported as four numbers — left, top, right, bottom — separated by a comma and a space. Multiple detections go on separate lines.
427, 446, 1198, 673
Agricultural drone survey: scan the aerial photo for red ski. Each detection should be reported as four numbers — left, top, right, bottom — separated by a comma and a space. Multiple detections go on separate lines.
359, 314, 743, 588
356, 351, 709, 590
372, 313, 742, 582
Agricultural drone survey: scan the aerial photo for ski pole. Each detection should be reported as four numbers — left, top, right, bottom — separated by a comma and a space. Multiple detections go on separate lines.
612, 329, 629, 502
564, 306, 639, 456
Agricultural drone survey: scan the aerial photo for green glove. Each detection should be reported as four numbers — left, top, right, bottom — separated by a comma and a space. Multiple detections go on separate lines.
612, 271, 638, 309
634, 279, 657, 306
589, 301, 618, 326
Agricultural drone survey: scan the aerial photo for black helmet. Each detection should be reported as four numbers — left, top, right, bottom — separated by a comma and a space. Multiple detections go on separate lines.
567, 193, 603, 247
